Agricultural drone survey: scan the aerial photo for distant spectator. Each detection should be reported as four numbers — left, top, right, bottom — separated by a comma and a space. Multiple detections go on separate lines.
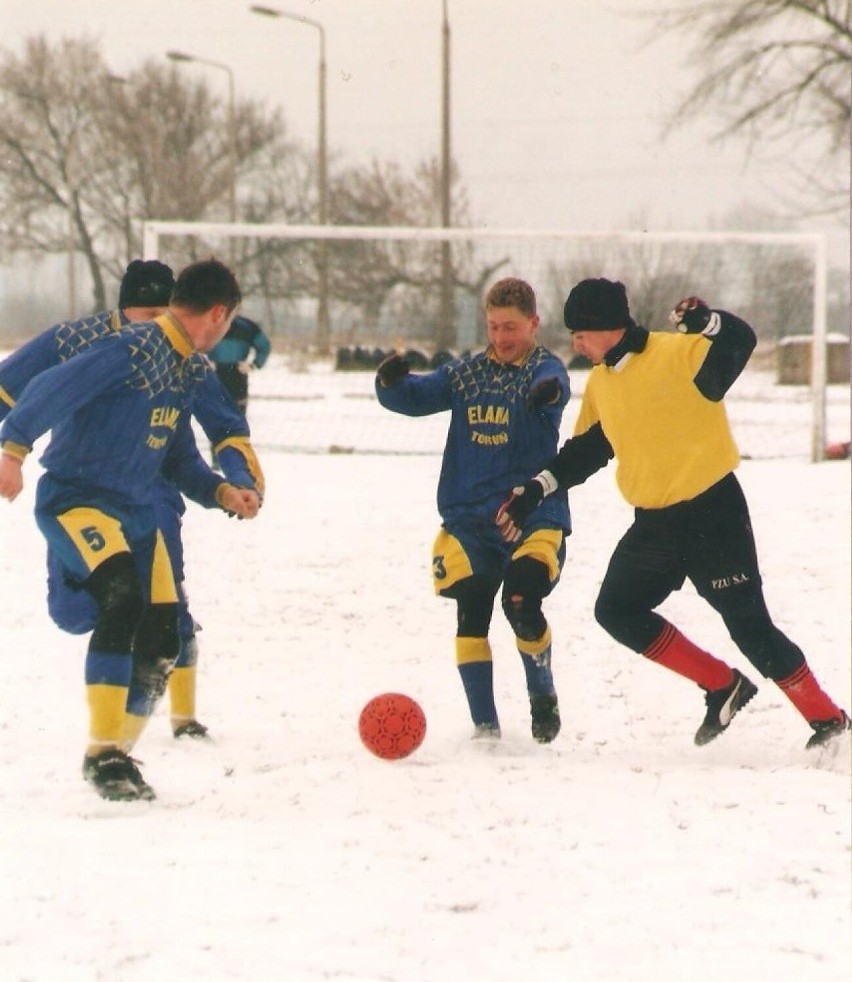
208, 314, 271, 413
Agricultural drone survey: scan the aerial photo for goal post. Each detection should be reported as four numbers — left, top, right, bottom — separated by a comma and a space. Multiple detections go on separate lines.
142, 221, 831, 461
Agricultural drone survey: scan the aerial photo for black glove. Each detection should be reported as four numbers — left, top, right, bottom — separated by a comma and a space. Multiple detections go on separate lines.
526, 377, 561, 411
669, 296, 712, 334
495, 480, 545, 543
376, 352, 410, 388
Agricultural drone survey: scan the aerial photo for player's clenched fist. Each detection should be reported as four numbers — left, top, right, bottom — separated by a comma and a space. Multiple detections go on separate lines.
220, 486, 261, 519
669, 296, 715, 334
0, 453, 24, 502
526, 377, 561, 411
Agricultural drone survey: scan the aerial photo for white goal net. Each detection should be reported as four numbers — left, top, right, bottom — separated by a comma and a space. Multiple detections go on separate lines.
142, 221, 838, 462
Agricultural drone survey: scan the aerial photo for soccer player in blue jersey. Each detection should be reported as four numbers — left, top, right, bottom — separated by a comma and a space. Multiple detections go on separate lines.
0, 259, 260, 801
497, 279, 850, 750
0, 259, 265, 745
376, 278, 570, 743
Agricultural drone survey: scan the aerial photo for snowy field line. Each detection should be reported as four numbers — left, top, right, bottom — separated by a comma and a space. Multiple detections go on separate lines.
0, 361, 849, 981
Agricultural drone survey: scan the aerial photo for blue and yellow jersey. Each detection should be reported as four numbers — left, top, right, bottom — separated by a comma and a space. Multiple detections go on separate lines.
0, 310, 123, 410
0, 313, 221, 508
575, 331, 740, 509
376, 345, 571, 531
0, 309, 264, 504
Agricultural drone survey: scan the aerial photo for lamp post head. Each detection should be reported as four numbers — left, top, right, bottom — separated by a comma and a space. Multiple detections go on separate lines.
166, 50, 195, 63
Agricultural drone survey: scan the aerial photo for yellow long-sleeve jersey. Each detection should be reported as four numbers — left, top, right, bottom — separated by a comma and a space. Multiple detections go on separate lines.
574, 332, 740, 509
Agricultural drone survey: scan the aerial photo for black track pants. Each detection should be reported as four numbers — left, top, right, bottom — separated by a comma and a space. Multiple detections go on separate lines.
594, 473, 805, 680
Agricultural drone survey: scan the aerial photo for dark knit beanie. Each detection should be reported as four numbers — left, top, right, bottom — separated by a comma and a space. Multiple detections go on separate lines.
118, 259, 175, 308
563, 278, 636, 332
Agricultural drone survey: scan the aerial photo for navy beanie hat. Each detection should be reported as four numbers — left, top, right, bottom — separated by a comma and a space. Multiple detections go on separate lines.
118, 259, 175, 308
563, 278, 636, 332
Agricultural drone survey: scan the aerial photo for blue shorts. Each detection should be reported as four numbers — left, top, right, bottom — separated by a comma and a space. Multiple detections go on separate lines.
36, 475, 189, 636
432, 518, 566, 595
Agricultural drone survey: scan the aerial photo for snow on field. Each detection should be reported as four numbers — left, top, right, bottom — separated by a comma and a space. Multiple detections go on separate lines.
0, 357, 849, 981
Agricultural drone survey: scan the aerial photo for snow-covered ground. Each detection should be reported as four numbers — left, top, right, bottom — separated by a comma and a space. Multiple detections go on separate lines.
0, 357, 849, 981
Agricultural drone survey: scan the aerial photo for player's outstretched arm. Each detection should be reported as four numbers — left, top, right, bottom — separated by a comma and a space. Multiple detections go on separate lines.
374, 353, 453, 417
495, 476, 553, 543
376, 352, 410, 388
495, 423, 614, 543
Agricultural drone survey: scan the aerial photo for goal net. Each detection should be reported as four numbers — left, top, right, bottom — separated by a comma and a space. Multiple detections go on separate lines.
142, 222, 838, 462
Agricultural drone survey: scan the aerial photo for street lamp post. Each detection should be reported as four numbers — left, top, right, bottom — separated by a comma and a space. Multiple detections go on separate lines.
439, 0, 454, 350
250, 4, 330, 355
166, 51, 237, 228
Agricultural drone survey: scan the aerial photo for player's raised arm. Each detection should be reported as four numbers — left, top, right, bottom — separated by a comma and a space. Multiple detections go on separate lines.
669, 296, 757, 401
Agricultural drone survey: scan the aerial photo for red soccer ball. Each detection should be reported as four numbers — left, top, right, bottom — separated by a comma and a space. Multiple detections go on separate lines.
358, 693, 427, 760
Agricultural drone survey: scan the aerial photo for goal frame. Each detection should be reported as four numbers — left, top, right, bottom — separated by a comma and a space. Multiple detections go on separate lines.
142, 221, 830, 461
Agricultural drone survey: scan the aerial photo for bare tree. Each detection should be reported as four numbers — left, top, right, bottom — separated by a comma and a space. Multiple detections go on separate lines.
325, 156, 504, 346
657, 1, 851, 212
0, 34, 482, 341
0, 35, 288, 311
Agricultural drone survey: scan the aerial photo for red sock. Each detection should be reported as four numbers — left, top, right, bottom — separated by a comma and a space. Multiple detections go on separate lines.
643, 623, 734, 690
776, 664, 843, 724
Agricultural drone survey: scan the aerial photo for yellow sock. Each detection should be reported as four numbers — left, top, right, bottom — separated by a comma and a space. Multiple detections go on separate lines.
455, 636, 492, 665
516, 625, 552, 659
120, 712, 150, 752
86, 683, 128, 756
168, 665, 197, 723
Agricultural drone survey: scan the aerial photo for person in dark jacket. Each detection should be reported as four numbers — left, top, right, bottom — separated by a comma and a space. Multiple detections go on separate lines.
208, 314, 271, 414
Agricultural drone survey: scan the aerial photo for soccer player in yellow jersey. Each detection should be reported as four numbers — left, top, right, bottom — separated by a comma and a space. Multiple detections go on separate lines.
497, 278, 849, 751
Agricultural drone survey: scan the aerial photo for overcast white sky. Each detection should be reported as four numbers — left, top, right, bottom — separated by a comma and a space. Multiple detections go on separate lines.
1, 0, 848, 260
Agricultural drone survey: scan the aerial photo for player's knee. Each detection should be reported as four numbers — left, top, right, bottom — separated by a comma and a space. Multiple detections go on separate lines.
174, 634, 199, 669
129, 603, 181, 708
593, 592, 651, 651
135, 603, 181, 665
86, 553, 145, 652
501, 557, 549, 641
446, 576, 497, 638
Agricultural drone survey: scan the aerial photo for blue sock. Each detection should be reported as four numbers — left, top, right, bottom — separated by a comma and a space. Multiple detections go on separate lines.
457, 661, 499, 727
520, 650, 555, 696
